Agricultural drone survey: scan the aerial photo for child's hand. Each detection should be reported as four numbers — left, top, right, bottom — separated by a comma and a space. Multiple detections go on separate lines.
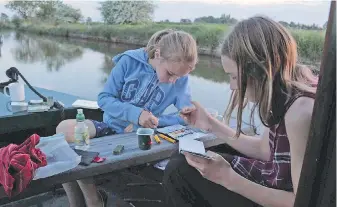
139, 110, 159, 128
183, 151, 234, 188
124, 124, 133, 133
180, 101, 212, 131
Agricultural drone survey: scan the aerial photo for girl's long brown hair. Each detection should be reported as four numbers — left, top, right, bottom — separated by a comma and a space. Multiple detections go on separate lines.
222, 16, 318, 138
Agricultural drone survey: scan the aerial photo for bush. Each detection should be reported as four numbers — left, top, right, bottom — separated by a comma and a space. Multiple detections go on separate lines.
11, 16, 22, 28
15, 22, 324, 63
291, 29, 325, 62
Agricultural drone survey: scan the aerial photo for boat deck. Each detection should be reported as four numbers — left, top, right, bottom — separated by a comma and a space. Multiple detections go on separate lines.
0, 85, 80, 117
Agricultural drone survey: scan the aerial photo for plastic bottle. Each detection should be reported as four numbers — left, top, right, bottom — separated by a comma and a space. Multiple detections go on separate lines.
74, 109, 90, 150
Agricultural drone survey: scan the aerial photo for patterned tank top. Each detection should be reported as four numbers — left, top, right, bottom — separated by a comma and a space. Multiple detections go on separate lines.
227, 92, 315, 191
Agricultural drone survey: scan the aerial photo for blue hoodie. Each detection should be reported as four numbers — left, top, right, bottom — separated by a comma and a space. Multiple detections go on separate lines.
97, 48, 193, 134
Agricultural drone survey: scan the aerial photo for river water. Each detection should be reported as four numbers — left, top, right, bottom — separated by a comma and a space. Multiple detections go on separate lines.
0, 31, 261, 131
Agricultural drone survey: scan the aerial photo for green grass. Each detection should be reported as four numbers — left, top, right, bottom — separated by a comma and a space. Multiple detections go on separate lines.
16, 22, 228, 52
1, 21, 325, 63
291, 29, 325, 63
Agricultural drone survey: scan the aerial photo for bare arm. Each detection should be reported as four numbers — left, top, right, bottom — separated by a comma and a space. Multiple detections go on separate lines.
285, 97, 314, 194
228, 171, 295, 207
209, 117, 270, 161
225, 97, 314, 207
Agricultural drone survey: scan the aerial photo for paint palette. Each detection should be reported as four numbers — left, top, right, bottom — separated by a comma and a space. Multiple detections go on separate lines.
156, 125, 199, 140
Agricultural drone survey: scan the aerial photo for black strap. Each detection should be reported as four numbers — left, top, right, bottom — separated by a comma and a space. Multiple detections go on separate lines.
284, 92, 315, 113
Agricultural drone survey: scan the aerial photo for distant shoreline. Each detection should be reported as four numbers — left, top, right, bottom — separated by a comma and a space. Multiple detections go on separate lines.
0, 22, 323, 70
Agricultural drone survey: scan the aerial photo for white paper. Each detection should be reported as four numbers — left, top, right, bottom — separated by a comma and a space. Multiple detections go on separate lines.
179, 139, 206, 155
33, 134, 81, 180
72, 99, 99, 109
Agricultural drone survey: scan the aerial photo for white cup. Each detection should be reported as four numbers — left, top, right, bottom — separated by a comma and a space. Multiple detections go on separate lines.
4, 82, 25, 102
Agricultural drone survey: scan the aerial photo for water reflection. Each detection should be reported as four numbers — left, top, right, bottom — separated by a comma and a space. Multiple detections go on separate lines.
0, 31, 262, 130
0, 31, 7, 58
100, 54, 114, 84
0, 38, 2, 58
192, 58, 229, 83
12, 33, 83, 71
86, 40, 229, 83
0, 31, 11, 39
10, 33, 229, 84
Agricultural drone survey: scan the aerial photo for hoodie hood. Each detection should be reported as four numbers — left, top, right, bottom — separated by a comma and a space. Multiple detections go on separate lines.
112, 48, 154, 72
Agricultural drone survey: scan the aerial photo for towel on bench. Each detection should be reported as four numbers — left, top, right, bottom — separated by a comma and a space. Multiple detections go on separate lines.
0, 134, 47, 197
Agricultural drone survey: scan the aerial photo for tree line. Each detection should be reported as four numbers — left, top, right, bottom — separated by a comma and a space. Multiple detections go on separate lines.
178, 15, 326, 30
1, 0, 326, 30
2, 0, 82, 24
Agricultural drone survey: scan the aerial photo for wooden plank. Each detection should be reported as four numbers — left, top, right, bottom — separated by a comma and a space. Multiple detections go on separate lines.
294, 2, 336, 207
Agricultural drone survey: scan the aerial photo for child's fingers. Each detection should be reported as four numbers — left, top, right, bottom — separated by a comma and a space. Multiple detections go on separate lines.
144, 121, 153, 128
191, 101, 202, 108
180, 107, 195, 115
124, 124, 133, 133
180, 115, 191, 124
150, 116, 159, 126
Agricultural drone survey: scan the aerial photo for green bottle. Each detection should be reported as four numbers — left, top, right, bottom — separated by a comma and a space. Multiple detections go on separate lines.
74, 109, 90, 150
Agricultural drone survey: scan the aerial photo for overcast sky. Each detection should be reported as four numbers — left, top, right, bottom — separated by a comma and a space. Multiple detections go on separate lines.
0, 0, 331, 26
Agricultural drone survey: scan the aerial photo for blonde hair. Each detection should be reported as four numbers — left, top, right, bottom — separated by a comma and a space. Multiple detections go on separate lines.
146, 29, 198, 63
221, 16, 318, 138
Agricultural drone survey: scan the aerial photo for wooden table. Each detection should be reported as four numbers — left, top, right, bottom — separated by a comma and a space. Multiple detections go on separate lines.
0, 131, 225, 204
35, 132, 222, 185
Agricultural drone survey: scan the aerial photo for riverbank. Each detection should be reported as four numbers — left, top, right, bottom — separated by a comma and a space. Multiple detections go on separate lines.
0, 21, 325, 65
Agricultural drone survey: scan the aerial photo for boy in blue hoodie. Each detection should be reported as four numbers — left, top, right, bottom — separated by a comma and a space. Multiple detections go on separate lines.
56, 29, 198, 207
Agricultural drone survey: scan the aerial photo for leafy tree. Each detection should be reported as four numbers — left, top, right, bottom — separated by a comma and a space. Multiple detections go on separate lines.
279, 20, 323, 30
5, 1, 82, 23
99, 1, 155, 24
180, 19, 192, 24
11, 15, 22, 28
86, 17, 92, 24
279, 21, 289, 27
5, 1, 39, 19
35, 1, 61, 20
56, 3, 83, 23
194, 16, 219, 24
219, 14, 237, 24
194, 14, 237, 24
0, 13, 9, 22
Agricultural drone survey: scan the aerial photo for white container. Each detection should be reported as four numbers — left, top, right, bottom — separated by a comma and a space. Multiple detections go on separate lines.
10, 101, 28, 113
